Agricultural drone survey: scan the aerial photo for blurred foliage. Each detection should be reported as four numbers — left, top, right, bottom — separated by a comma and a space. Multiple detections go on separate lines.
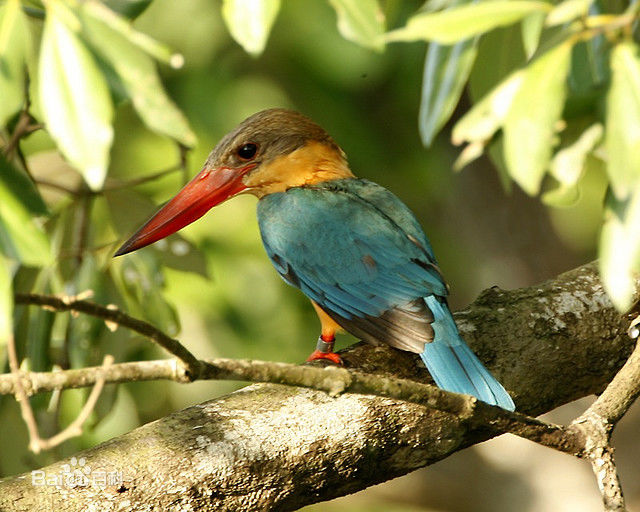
0, 1, 636, 508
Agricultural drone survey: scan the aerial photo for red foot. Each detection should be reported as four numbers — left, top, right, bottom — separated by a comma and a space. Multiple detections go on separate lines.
306, 350, 343, 365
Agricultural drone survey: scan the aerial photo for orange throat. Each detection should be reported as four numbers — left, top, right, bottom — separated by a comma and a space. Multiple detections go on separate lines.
242, 141, 354, 198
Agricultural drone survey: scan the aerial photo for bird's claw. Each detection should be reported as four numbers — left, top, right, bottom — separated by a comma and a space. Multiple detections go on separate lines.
306, 349, 343, 365
306, 336, 342, 365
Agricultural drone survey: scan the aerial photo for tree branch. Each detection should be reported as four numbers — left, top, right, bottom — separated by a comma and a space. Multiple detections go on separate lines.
0, 263, 636, 511
14, 292, 203, 380
0, 356, 580, 454
564, 330, 640, 511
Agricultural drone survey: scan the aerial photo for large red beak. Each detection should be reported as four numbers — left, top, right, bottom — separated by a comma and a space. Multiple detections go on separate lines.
114, 165, 253, 256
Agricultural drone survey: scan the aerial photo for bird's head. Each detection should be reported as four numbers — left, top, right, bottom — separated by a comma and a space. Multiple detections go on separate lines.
114, 108, 353, 256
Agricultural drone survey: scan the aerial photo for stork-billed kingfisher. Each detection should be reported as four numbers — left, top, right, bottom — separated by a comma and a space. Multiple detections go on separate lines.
115, 108, 515, 411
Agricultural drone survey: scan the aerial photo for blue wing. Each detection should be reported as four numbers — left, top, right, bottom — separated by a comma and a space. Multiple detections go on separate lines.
258, 179, 446, 352
257, 179, 515, 410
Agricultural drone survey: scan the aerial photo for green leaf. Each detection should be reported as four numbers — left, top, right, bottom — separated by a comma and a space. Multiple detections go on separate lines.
568, 37, 608, 96
113, 253, 179, 335
102, 0, 152, 19
77, 2, 196, 147
386, 1, 552, 45
599, 186, 640, 311
0, 253, 12, 344
419, 38, 478, 146
39, 2, 114, 191
452, 69, 524, 145
503, 41, 572, 195
0, 155, 48, 216
521, 12, 545, 59
221, 0, 281, 57
468, 23, 526, 101
0, 0, 31, 126
545, 0, 592, 26
0, 159, 52, 267
329, 0, 385, 51
605, 41, 640, 201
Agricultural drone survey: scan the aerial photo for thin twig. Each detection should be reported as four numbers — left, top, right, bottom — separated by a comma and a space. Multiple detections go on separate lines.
0, 359, 180, 395
14, 292, 203, 379
2, 111, 32, 158
178, 142, 190, 185
72, 195, 93, 266
0, 355, 583, 455
573, 411, 626, 512
34, 160, 186, 198
2, 72, 41, 159
7, 333, 114, 453
34, 356, 114, 453
101, 164, 184, 192
33, 179, 83, 197
7, 334, 41, 451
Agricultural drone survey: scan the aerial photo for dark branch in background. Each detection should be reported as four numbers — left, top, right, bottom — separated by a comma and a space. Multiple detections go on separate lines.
3, 75, 40, 179
0, 263, 637, 511
1, 110, 41, 159
30, 141, 190, 200
14, 293, 203, 379
34, 156, 187, 196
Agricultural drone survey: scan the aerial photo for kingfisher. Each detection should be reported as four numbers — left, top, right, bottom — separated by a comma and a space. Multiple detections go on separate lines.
115, 108, 515, 411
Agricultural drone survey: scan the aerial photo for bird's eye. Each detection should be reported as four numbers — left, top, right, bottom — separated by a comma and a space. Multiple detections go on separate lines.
236, 143, 258, 160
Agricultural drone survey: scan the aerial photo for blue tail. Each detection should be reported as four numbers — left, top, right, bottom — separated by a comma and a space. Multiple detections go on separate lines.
421, 296, 515, 411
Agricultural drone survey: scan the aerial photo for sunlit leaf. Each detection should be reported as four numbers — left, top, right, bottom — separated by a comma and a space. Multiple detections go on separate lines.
549, 123, 602, 186
545, 0, 592, 26
329, 0, 385, 51
386, 1, 552, 45
39, 3, 113, 191
77, 2, 196, 147
453, 140, 484, 171
419, 38, 478, 146
0, 0, 31, 126
521, 12, 545, 59
222, 0, 281, 56
605, 41, 640, 200
542, 123, 602, 207
0, 158, 51, 267
599, 186, 640, 311
503, 41, 572, 195
452, 70, 524, 145
79, 2, 182, 68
